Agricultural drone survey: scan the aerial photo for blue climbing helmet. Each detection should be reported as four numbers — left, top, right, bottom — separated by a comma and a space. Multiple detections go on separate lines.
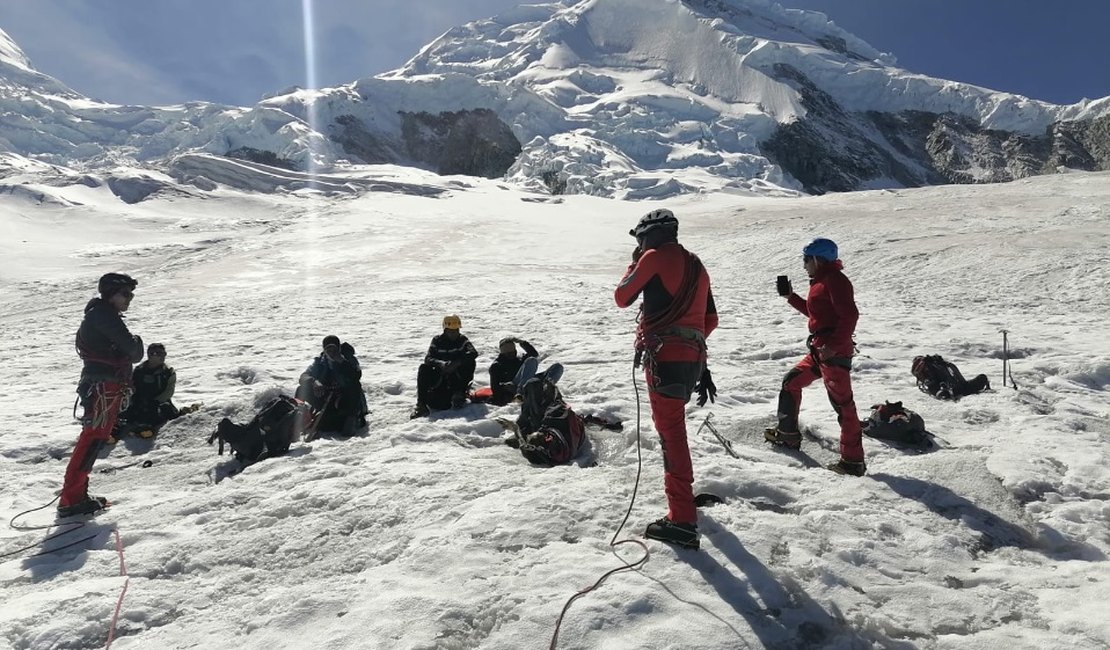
802, 238, 838, 262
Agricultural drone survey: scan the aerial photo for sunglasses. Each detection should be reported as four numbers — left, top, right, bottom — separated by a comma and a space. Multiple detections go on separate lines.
118, 290, 134, 299
802, 255, 817, 263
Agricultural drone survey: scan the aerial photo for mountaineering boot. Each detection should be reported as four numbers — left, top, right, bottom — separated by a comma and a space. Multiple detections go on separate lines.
764, 427, 801, 450
410, 403, 430, 419
644, 517, 700, 550
827, 459, 867, 476
57, 495, 109, 518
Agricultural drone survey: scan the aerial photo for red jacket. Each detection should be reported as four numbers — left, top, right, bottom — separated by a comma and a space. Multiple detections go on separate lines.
615, 242, 718, 339
787, 261, 858, 354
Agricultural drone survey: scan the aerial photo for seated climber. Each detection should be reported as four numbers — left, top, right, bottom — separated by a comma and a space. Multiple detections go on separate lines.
487, 337, 539, 406
411, 315, 479, 418
115, 342, 187, 439
296, 335, 367, 436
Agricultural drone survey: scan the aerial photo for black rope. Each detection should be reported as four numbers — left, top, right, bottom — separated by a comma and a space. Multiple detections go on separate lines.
3, 496, 96, 560
548, 359, 651, 650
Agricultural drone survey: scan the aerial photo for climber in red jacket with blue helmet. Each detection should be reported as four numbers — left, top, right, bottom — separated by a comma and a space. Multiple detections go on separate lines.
766, 238, 866, 476
615, 208, 718, 550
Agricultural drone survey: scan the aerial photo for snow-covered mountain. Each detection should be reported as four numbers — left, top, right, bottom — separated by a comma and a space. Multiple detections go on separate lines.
3, 0, 1110, 199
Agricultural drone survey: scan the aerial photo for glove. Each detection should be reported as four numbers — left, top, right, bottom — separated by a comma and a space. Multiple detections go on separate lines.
632, 246, 643, 263
776, 275, 792, 297
695, 367, 717, 407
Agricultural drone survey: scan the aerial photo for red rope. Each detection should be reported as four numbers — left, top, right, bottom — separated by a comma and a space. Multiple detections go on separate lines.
640, 249, 704, 335
104, 528, 130, 649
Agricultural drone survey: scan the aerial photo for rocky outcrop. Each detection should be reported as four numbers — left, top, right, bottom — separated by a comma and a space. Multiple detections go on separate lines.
762, 64, 938, 193
226, 146, 296, 170
762, 64, 1110, 194
400, 109, 521, 178
327, 108, 522, 179
1047, 114, 1110, 171
328, 114, 404, 165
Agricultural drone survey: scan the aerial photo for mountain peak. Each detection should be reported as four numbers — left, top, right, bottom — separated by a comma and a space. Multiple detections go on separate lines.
401, 0, 892, 79
0, 27, 33, 71
2, 3, 1109, 199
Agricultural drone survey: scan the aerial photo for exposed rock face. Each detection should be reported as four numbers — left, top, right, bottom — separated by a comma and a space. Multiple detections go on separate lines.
761, 64, 1110, 193
923, 115, 1049, 184
328, 108, 522, 179
409, 109, 522, 178
1047, 114, 1110, 171
762, 64, 938, 193
328, 114, 403, 165
226, 146, 296, 170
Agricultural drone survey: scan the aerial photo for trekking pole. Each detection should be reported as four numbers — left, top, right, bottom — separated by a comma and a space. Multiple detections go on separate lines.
1001, 329, 1008, 389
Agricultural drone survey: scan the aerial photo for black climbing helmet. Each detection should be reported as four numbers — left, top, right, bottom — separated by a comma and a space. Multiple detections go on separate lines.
98, 272, 138, 298
629, 208, 679, 239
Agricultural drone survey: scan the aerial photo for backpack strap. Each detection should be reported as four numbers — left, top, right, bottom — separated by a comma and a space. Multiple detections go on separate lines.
206, 429, 225, 456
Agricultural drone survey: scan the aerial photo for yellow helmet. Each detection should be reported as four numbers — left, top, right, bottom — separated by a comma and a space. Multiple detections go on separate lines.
442, 314, 462, 330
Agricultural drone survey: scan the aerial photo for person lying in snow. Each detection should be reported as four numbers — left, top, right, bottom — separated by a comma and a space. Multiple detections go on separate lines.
296, 335, 367, 436
410, 315, 479, 418
503, 371, 585, 466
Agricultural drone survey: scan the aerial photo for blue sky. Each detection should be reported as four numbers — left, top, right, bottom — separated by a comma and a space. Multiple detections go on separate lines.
0, 0, 1106, 106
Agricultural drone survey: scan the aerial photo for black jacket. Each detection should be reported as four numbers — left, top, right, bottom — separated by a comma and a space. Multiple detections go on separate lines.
489, 340, 538, 390
300, 346, 362, 391
76, 298, 143, 384
132, 362, 176, 405
425, 334, 478, 365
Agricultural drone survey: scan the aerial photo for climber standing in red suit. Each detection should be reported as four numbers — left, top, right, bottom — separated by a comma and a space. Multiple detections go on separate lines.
765, 237, 866, 476
615, 209, 718, 550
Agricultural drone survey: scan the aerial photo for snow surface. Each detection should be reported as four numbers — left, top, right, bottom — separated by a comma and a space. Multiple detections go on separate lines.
1, 159, 1108, 649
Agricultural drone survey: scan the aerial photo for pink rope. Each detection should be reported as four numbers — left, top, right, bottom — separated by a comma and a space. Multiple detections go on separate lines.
104, 528, 130, 649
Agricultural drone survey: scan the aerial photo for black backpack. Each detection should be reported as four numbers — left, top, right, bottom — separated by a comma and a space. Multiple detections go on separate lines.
209, 395, 311, 464
911, 355, 990, 401
863, 401, 932, 448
